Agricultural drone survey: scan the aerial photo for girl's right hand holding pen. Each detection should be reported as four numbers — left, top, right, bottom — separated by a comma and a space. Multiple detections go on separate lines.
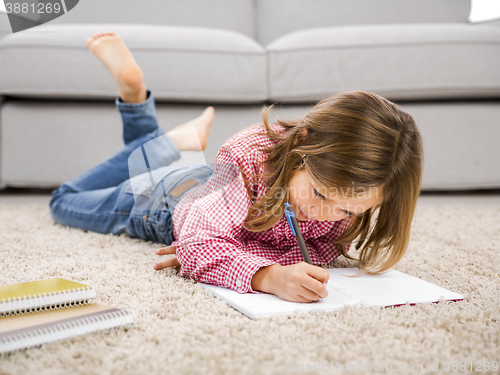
251, 262, 329, 303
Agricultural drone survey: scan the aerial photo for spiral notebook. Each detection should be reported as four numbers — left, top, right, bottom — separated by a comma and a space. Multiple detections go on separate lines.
0, 278, 96, 317
200, 268, 464, 320
0, 278, 134, 354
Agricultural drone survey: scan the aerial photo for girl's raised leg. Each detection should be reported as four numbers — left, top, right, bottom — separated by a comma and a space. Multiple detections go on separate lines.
61, 32, 214, 192
49, 32, 214, 239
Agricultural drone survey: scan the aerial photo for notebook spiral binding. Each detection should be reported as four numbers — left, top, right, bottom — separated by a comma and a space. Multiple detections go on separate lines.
327, 281, 369, 307
0, 287, 96, 317
0, 308, 134, 355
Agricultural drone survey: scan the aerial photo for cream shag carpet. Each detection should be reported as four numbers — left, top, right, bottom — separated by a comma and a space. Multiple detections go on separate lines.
0, 203, 499, 375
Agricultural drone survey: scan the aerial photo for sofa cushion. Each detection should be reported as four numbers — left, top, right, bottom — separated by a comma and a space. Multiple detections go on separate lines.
257, 0, 471, 45
267, 23, 500, 102
0, 23, 267, 103
39, 0, 256, 40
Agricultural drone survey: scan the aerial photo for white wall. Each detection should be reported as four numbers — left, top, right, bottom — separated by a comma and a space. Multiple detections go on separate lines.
469, 0, 500, 22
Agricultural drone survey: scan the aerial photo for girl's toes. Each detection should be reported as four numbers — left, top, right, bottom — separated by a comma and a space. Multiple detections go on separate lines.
90, 32, 105, 41
94, 32, 112, 38
88, 32, 117, 44
201, 107, 215, 122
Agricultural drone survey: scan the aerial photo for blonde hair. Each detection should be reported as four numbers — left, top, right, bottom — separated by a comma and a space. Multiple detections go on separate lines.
219, 91, 424, 275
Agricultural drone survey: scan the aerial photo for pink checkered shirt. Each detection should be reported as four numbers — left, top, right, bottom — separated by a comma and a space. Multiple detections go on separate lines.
171, 124, 351, 294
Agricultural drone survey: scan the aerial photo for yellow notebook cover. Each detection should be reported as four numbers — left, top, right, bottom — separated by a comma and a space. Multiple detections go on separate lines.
0, 278, 96, 317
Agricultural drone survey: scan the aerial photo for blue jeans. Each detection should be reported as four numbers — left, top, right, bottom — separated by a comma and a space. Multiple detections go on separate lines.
50, 89, 213, 245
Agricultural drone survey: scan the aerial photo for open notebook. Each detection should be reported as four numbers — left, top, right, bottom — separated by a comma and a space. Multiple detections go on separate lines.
199, 268, 464, 320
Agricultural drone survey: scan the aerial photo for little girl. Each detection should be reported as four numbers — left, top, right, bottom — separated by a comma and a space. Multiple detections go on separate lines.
50, 32, 423, 304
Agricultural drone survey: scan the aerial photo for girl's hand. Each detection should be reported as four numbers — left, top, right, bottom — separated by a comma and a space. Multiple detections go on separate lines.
252, 262, 329, 303
154, 245, 180, 272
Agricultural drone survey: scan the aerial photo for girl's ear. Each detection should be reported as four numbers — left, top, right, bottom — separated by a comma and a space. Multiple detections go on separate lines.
293, 127, 308, 146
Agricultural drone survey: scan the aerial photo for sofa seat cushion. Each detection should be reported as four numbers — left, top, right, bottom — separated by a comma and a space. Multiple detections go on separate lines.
0, 24, 267, 103
267, 23, 500, 102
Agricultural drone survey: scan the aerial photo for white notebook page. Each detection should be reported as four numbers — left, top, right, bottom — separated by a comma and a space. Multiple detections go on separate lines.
327, 268, 464, 307
199, 268, 464, 319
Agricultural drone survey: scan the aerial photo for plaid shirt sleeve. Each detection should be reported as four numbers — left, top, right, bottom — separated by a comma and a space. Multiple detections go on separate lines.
172, 146, 277, 294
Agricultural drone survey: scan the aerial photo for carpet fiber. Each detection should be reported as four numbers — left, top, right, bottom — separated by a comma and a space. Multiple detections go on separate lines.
0, 204, 499, 375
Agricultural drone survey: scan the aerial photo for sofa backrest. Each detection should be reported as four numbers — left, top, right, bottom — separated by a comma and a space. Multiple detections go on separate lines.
42, 0, 256, 40
14, 0, 472, 46
257, 0, 471, 45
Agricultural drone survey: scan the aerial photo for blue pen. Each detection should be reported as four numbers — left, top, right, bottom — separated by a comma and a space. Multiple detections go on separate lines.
284, 202, 313, 264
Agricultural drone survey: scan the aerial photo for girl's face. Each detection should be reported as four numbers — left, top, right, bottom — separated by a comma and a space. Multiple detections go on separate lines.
288, 169, 381, 222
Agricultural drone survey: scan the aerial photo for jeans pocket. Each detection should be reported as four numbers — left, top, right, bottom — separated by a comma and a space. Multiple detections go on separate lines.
124, 165, 186, 211
124, 165, 212, 244
124, 164, 212, 213
163, 165, 213, 212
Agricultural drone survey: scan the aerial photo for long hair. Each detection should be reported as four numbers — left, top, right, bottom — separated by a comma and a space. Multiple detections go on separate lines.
218, 91, 424, 274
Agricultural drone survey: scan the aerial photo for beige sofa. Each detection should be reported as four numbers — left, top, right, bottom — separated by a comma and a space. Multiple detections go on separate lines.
0, 0, 499, 190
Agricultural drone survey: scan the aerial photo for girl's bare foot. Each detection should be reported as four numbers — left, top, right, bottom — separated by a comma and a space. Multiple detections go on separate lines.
86, 32, 147, 103
167, 107, 215, 151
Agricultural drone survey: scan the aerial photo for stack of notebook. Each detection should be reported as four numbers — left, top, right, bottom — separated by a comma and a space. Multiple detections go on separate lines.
0, 278, 134, 355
